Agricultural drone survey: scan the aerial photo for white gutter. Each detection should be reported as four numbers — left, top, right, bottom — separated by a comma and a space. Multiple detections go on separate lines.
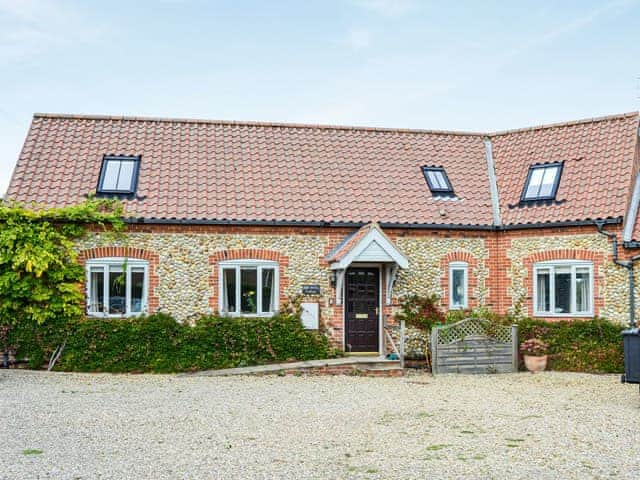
483, 137, 502, 226
623, 170, 640, 242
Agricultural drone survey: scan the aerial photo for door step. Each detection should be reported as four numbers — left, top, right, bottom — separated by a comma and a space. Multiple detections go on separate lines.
188, 356, 403, 377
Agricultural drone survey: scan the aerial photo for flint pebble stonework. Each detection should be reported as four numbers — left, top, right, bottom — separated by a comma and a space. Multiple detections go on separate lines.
507, 233, 632, 323
77, 228, 631, 334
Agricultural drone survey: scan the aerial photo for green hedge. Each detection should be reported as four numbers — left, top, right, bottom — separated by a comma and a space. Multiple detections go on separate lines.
9, 312, 337, 373
447, 310, 625, 373
514, 317, 624, 373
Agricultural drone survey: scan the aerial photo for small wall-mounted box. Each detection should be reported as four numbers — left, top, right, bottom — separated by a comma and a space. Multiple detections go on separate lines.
301, 302, 319, 330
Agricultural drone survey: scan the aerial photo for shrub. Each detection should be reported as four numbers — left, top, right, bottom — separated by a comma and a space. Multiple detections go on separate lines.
520, 338, 548, 356
0, 199, 124, 357
395, 294, 446, 332
9, 311, 337, 373
459, 310, 624, 373
514, 317, 624, 373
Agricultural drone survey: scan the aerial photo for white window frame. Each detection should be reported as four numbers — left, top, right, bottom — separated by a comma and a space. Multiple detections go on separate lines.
218, 260, 279, 317
86, 257, 149, 318
533, 260, 594, 317
448, 261, 468, 310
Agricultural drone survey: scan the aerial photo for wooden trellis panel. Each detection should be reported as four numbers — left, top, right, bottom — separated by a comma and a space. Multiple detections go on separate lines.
431, 319, 518, 374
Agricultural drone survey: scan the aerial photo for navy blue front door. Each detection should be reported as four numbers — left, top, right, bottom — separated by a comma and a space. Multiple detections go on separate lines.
345, 268, 379, 352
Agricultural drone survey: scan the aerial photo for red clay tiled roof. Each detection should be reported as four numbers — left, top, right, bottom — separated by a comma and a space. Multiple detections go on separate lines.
326, 223, 376, 263
6, 112, 639, 230
6, 114, 493, 226
491, 112, 640, 227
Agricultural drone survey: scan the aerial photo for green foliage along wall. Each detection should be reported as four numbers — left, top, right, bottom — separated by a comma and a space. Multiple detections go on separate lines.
10, 312, 337, 373
0, 199, 124, 339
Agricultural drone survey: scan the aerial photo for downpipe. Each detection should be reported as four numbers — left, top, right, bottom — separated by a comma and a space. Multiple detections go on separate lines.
596, 221, 640, 388
596, 221, 640, 328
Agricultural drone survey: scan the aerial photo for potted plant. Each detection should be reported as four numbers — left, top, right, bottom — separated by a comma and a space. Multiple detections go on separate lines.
520, 338, 548, 373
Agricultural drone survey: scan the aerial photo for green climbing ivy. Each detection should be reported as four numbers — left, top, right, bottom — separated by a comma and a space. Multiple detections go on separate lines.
0, 199, 124, 349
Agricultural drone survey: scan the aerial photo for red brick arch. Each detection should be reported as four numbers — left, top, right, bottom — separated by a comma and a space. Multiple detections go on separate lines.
522, 249, 605, 320
440, 251, 479, 310
77, 246, 160, 312
208, 249, 290, 312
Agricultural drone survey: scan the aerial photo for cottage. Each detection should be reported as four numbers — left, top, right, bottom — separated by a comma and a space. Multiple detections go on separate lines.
6, 112, 640, 353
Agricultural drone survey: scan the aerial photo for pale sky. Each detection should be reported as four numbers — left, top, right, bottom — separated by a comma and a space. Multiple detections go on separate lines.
1, 0, 639, 195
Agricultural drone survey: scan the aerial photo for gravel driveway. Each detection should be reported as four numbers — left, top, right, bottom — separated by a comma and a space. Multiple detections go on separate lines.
1, 370, 639, 479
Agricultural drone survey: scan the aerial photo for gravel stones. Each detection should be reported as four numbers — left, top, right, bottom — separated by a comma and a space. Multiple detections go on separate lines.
2, 370, 639, 479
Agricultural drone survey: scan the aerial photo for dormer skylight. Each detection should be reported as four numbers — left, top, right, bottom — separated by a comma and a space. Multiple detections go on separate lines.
97, 155, 140, 194
422, 166, 454, 196
521, 162, 562, 201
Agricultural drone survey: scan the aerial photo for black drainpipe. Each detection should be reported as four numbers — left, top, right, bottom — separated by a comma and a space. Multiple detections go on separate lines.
596, 221, 640, 328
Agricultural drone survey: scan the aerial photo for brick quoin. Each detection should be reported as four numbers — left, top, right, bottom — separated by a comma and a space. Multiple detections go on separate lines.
208, 249, 291, 313
77, 246, 161, 313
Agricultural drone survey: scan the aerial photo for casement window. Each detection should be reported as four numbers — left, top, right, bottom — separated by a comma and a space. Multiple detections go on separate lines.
86, 258, 149, 317
97, 155, 141, 194
422, 166, 454, 196
449, 262, 468, 309
521, 163, 563, 201
219, 260, 278, 316
533, 261, 593, 316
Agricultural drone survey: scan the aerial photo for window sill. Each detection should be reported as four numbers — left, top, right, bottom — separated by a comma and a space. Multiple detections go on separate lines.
221, 313, 276, 318
87, 313, 145, 319
533, 313, 594, 318
448, 305, 468, 310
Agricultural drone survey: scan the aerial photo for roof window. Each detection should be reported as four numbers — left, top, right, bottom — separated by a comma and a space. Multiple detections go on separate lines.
521, 163, 562, 201
97, 155, 140, 194
422, 166, 454, 196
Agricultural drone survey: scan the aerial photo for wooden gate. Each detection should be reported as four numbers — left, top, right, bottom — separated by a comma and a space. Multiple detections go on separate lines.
431, 319, 518, 374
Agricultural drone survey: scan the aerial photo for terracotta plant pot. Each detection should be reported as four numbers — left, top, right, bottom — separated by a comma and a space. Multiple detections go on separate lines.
523, 354, 548, 373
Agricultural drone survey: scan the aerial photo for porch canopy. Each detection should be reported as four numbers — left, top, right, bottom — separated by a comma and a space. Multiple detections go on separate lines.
325, 223, 408, 305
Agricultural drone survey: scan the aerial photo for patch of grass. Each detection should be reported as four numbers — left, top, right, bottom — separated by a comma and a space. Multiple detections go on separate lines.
416, 412, 434, 418
22, 449, 43, 455
472, 454, 487, 460
519, 414, 543, 420
506, 444, 521, 448
375, 412, 396, 425
425, 444, 452, 451
505, 438, 525, 442
460, 430, 474, 434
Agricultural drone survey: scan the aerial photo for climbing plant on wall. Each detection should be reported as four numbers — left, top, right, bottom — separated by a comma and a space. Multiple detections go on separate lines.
0, 199, 124, 354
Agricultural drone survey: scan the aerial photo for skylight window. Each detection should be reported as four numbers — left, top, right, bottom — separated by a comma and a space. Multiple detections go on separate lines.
521, 163, 563, 201
97, 156, 140, 194
422, 166, 454, 195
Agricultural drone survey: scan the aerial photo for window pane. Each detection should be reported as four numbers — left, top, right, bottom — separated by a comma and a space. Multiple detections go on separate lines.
451, 269, 465, 306
116, 160, 135, 191
426, 171, 442, 189
89, 267, 104, 313
240, 268, 258, 314
101, 160, 121, 190
538, 166, 558, 198
261, 268, 275, 313
108, 267, 126, 315
130, 267, 144, 313
524, 168, 544, 198
575, 267, 590, 313
536, 269, 550, 312
222, 269, 236, 313
554, 267, 571, 314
